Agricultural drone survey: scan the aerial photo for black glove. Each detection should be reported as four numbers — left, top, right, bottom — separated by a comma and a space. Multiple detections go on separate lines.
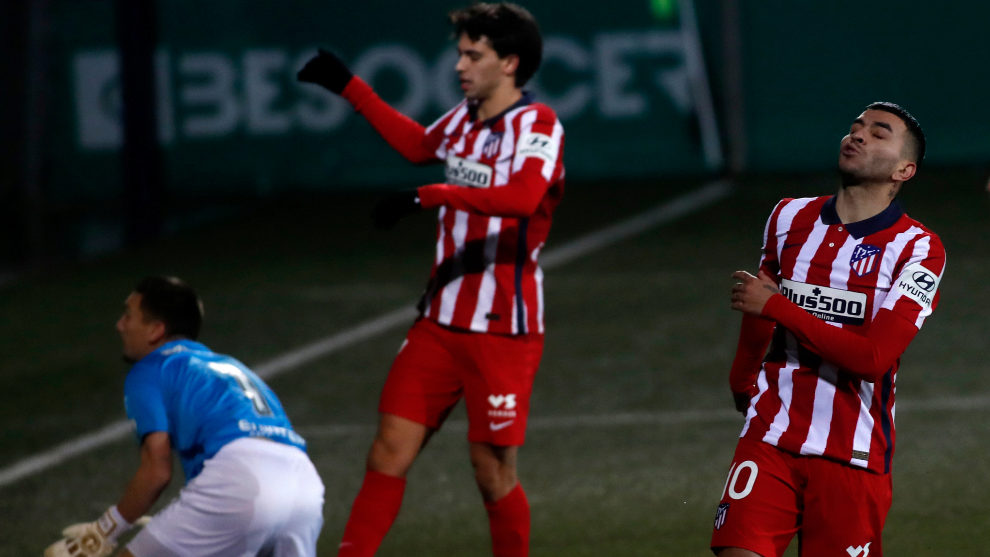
732, 391, 751, 415
297, 48, 353, 94
373, 190, 422, 229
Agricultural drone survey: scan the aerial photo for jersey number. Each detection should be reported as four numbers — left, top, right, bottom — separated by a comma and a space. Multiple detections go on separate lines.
721, 460, 758, 500
208, 361, 273, 416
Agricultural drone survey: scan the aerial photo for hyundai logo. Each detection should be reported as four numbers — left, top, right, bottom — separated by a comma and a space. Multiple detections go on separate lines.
912, 271, 936, 292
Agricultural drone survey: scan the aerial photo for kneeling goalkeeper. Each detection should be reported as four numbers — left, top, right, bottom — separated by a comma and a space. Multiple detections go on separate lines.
45, 276, 325, 557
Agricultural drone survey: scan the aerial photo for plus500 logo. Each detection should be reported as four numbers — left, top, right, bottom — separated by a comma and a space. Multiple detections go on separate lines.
779, 279, 866, 325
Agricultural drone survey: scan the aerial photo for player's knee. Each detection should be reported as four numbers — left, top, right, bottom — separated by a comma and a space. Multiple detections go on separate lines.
470, 445, 518, 500
473, 466, 518, 501
365, 415, 430, 476
366, 435, 417, 477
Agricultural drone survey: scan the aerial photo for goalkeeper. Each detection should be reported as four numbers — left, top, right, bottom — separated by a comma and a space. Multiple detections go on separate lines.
44, 276, 325, 557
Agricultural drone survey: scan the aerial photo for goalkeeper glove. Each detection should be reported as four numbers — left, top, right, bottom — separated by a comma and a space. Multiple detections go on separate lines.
44, 506, 133, 557
373, 190, 422, 229
297, 48, 354, 94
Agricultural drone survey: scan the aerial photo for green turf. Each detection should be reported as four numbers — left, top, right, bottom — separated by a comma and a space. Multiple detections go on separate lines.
1, 168, 988, 556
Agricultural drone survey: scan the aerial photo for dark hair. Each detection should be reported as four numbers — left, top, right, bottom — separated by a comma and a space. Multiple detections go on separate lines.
449, 2, 542, 87
866, 101, 926, 164
134, 276, 204, 340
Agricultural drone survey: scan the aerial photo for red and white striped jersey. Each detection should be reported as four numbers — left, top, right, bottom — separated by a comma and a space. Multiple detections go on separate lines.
740, 195, 946, 474
412, 94, 565, 335
342, 78, 564, 335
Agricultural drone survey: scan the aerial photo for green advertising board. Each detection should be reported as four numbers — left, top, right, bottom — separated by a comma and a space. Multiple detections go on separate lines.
49, 0, 718, 206
734, 1, 990, 171
25, 0, 990, 258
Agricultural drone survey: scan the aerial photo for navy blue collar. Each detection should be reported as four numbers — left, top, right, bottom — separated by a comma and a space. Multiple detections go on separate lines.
820, 195, 903, 239
468, 91, 534, 127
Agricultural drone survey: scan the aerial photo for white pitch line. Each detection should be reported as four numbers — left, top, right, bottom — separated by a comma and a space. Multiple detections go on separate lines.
538, 179, 732, 269
0, 421, 134, 487
0, 181, 733, 489
256, 179, 735, 383
253, 306, 417, 381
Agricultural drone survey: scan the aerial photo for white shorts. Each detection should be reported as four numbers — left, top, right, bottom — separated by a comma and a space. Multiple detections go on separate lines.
128, 437, 325, 557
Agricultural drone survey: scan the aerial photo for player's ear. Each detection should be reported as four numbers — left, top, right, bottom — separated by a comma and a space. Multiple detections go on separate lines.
501, 53, 519, 77
147, 319, 168, 345
892, 160, 916, 183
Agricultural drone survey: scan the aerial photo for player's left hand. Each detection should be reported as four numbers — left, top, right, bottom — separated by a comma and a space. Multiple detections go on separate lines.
44, 522, 116, 557
44, 507, 137, 557
372, 190, 422, 229
730, 270, 779, 315
732, 391, 751, 415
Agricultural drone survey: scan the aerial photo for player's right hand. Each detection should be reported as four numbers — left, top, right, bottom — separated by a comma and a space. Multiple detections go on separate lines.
297, 48, 354, 94
373, 190, 423, 229
730, 270, 779, 316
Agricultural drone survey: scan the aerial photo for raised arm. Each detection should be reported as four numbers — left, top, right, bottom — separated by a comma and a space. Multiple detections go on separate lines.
298, 49, 436, 163
341, 78, 436, 164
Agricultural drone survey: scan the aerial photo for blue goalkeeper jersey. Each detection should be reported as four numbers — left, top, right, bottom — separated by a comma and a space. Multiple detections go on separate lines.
123, 339, 306, 481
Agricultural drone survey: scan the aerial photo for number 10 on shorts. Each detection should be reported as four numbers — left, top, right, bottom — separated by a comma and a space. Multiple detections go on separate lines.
721, 460, 758, 500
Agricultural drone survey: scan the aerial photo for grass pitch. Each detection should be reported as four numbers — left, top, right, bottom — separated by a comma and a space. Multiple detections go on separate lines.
1, 168, 988, 556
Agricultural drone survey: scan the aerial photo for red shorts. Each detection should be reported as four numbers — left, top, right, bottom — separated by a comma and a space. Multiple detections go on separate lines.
379, 318, 543, 446
710, 437, 892, 557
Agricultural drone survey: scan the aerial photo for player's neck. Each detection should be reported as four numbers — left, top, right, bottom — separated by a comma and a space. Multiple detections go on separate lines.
835, 181, 900, 223
475, 84, 522, 121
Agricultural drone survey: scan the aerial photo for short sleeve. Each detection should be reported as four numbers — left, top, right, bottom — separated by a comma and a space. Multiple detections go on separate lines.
124, 362, 170, 442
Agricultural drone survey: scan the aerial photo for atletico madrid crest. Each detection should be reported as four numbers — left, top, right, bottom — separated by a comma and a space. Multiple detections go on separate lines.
482, 132, 503, 158
714, 503, 730, 530
850, 244, 881, 276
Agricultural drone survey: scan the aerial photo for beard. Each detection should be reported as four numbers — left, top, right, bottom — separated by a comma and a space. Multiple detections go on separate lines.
839, 166, 861, 187
838, 155, 897, 188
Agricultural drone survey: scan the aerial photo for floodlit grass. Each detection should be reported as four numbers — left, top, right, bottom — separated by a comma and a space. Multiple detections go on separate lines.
1, 168, 988, 556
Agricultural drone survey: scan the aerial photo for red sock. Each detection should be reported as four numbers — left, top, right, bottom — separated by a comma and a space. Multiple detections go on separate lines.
484, 483, 530, 557
337, 470, 407, 557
